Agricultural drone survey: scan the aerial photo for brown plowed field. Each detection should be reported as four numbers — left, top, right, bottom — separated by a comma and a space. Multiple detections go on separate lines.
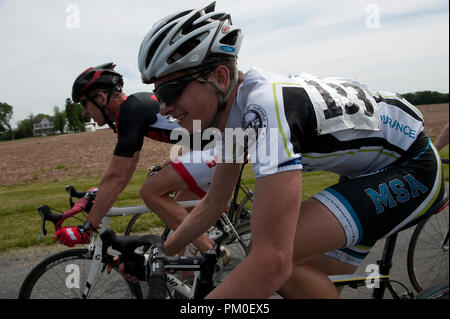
0, 103, 448, 187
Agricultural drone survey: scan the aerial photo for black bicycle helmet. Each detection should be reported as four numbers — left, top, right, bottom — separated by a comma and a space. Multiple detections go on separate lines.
72, 62, 123, 102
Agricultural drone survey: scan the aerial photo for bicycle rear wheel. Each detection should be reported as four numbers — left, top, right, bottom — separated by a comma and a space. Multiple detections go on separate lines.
18, 249, 142, 299
124, 212, 166, 237
123, 213, 166, 236
407, 210, 449, 292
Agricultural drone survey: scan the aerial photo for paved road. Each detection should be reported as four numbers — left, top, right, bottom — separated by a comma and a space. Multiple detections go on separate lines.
1, 206, 447, 299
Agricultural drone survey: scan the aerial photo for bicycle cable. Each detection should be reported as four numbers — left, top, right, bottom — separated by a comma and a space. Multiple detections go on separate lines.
388, 280, 414, 299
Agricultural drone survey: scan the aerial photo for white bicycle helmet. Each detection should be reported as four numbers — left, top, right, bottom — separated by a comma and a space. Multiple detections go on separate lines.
138, 1, 243, 84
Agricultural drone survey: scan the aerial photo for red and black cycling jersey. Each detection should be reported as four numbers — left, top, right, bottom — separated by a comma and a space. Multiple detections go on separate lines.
113, 92, 180, 157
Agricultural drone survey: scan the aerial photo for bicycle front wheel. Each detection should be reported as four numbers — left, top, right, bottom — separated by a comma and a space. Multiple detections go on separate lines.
18, 249, 142, 299
407, 210, 449, 292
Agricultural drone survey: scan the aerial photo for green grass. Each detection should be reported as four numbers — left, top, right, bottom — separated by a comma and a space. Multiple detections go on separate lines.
0, 169, 156, 252
1, 146, 448, 253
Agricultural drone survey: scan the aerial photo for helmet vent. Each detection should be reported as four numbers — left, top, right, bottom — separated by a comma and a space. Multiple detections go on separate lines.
181, 12, 206, 35
168, 32, 209, 64
146, 25, 174, 68
220, 30, 241, 45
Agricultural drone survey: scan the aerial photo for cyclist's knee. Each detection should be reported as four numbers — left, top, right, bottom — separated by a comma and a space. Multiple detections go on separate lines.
174, 189, 200, 201
140, 177, 163, 202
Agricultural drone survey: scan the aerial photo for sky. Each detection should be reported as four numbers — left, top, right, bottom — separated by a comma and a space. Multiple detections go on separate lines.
0, 0, 448, 128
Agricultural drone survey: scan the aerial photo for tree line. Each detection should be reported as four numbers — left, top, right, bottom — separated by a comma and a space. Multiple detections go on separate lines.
401, 91, 449, 106
0, 99, 90, 141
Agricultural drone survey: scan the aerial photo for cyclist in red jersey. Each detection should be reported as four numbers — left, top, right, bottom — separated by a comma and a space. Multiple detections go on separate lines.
55, 63, 218, 262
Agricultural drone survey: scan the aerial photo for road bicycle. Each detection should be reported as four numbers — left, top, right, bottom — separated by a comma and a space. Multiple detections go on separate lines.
18, 165, 448, 299
97, 186, 449, 300
18, 166, 252, 299
407, 158, 449, 293
99, 188, 448, 300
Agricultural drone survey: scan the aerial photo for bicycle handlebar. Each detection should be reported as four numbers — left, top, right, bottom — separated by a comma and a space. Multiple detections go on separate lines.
65, 185, 87, 199
36, 185, 98, 241
99, 229, 220, 299
100, 229, 167, 299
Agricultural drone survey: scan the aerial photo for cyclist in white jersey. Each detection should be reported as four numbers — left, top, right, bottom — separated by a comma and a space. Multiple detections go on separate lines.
138, 2, 445, 298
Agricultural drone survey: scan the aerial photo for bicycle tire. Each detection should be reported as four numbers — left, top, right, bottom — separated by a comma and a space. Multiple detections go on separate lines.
415, 281, 449, 299
407, 210, 449, 292
229, 190, 252, 226
124, 212, 166, 237
18, 248, 143, 299
124, 213, 142, 236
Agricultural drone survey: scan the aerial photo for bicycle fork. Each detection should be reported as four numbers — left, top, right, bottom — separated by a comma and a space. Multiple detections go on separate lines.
220, 214, 248, 252
81, 218, 111, 299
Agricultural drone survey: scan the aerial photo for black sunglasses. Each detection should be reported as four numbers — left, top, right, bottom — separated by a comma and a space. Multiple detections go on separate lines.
153, 69, 212, 105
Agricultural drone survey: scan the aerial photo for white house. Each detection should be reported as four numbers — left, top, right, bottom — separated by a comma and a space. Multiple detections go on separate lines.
33, 117, 54, 136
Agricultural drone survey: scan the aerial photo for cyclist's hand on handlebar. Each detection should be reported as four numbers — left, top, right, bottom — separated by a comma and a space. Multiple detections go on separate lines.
106, 256, 139, 283
54, 226, 90, 247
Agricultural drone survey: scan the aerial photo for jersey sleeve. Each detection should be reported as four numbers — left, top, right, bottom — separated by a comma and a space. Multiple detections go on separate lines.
113, 95, 159, 157
239, 81, 303, 178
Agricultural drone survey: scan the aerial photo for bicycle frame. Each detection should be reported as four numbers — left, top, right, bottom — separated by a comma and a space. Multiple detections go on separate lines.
31, 162, 253, 299
328, 232, 404, 299
165, 272, 197, 298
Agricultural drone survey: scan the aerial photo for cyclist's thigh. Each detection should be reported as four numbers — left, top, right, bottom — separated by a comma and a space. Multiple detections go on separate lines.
323, 246, 372, 269
142, 162, 190, 195
170, 149, 217, 198
291, 197, 348, 264
314, 133, 445, 249
308, 253, 358, 276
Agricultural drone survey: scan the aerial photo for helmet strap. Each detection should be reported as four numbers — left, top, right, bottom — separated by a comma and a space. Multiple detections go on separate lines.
89, 97, 117, 133
197, 71, 239, 129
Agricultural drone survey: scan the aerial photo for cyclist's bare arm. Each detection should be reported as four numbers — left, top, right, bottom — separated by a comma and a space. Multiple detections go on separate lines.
86, 152, 140, 228
163, 163, 242, 256
207, 170, 302, 299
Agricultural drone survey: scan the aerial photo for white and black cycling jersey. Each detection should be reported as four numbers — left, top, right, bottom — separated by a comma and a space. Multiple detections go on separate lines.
224, 67, 424, 179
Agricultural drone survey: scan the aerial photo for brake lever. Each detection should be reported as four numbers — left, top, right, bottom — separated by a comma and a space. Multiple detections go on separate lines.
36, 205, 63, 241
37, 218, 47, 241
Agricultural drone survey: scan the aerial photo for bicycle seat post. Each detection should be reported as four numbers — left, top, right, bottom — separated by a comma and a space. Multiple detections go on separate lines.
372, 232, 398, 299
